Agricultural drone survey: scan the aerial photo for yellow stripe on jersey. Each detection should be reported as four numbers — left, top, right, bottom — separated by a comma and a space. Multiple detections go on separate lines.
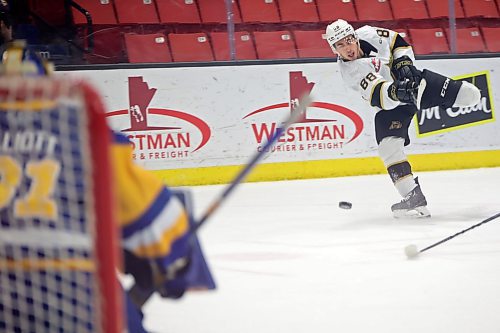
112, 142, 165, 226
0, 258, 95, 271
0, 100, 57, 110
122, 194, 189, 258
132, 210, 189, 258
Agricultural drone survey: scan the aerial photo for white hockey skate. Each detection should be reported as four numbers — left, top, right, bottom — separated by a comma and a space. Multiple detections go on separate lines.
391, 179, 431, 219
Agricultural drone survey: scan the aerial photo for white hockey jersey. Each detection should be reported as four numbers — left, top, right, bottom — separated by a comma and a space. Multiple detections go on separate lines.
338, 25, 416, 111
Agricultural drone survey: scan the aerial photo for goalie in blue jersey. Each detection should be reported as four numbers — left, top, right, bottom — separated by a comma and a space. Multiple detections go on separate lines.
0, 41, 216, 333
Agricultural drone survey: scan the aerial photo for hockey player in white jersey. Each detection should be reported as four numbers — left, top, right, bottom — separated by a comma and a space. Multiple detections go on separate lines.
325, 19, 481, 218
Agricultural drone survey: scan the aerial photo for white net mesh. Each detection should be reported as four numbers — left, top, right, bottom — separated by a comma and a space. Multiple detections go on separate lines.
0, 77, 106, 333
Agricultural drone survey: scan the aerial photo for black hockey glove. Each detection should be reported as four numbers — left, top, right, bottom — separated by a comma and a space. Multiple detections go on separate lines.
389, 79, 418, 104
391, 56, 421, 82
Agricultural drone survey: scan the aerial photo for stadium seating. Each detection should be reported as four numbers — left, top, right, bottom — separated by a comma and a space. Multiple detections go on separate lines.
210, 31, 257, 60
124, 32, 172, 63
316, 0, 357, 22
408, 28, 449, 54
391, 0, 429, 20
198, 0, 242, 23
29, 0, 68, 26
253, 31, 298, 59
85, 27, 125, 63
40, 0, 500, 64
293, 30, 333, 58
278, 0, 320, 23
426, 0, 465, 18
462, 0, 499, 18
168, 32, 215, 62
355, 0, 393, 21
72, 0, 118, 24
114, 0, 159, 24
156, 0, 201, 23
446, 28, 486, 53
481, 27, 500, 53
238, 0, 281, 23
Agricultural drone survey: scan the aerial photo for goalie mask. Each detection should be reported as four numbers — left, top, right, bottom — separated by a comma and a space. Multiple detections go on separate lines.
325, 19, 357, 53
1, 40, 53, 76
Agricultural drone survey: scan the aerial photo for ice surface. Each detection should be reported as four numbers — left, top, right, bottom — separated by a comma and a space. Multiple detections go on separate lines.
143, 167, 500, 333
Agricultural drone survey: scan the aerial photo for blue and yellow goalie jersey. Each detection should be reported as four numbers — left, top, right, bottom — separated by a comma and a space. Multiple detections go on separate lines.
111, 132, 216, 299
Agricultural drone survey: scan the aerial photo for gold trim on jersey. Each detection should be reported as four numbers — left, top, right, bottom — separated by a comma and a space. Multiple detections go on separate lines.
393, 45, 412, 53
0, 258, 95, 271
369, 79, 385, 110
0, 100, 57, 110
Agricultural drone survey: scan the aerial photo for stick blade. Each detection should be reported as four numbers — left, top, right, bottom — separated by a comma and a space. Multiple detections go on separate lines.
404, 244, 420, 259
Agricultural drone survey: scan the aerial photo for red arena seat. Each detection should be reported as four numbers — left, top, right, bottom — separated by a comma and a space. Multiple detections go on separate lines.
316, 0, 357, 22
408, 28, 449, 54
210, 31, 257, 60
355, 0, 393, 21
84, 27, 125, 63
156, 0, 201, 23
462, 0, 499, 18
29, 0, 67, 26
198, 0, 242, 23
168, 32, 214, 62
391, 0, 429, 19
447, 28, 486, 53
72, 0, 118, 24
114, 0, 159, 24
278, 0, 320, 23
426, 0, 465, 18
253, 31, 298, 59
481, 27, 500, 53
293, 30, 334, 58
124, 33, 172, 63
238, 0, 281, 23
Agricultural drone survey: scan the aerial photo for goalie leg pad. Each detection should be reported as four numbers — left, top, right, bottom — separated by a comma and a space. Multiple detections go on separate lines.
416, 69, 462, 110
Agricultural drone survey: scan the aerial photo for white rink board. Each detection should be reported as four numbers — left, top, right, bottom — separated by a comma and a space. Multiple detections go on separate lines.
59, 58, 500, 171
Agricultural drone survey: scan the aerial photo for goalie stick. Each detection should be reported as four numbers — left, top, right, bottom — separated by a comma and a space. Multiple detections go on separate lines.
128, 93, 313, 307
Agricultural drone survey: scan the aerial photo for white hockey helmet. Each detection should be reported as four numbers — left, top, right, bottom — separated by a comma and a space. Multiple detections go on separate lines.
325, 19, 356, 52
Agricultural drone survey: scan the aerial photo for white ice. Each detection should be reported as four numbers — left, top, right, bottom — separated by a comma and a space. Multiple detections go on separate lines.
143, 167, 500, 333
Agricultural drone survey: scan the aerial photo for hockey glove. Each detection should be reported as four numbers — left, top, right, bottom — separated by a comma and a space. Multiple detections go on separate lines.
124, 247, 192, 300
389, 79, 418, 104
391, 56, 421, 82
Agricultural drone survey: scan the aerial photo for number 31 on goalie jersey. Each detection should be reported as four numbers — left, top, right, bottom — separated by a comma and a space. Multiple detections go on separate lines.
0, 156, 60, 219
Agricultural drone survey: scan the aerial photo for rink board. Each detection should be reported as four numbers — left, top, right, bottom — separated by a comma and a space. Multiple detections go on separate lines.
59, 58, 500, 185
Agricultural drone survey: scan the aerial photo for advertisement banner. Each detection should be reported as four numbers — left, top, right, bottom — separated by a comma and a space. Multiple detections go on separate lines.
59, 58, 500, 173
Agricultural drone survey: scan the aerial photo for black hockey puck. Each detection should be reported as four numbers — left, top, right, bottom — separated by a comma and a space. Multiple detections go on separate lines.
339, 201, 352, 209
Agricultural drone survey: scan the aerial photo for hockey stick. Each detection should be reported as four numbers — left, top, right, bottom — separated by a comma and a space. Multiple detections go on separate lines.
404, 211, 500, 259
194, 94, 312, 232
128, 93, 313, 307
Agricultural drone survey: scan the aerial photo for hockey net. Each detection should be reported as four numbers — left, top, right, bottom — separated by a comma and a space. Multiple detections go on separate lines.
0, 76, 122, 333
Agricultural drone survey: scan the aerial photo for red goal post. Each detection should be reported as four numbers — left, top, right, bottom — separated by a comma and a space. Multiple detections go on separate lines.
0, 76, 123, 333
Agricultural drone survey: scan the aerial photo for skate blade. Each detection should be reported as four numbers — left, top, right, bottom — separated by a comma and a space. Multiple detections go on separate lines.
393, 206, 431, 219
